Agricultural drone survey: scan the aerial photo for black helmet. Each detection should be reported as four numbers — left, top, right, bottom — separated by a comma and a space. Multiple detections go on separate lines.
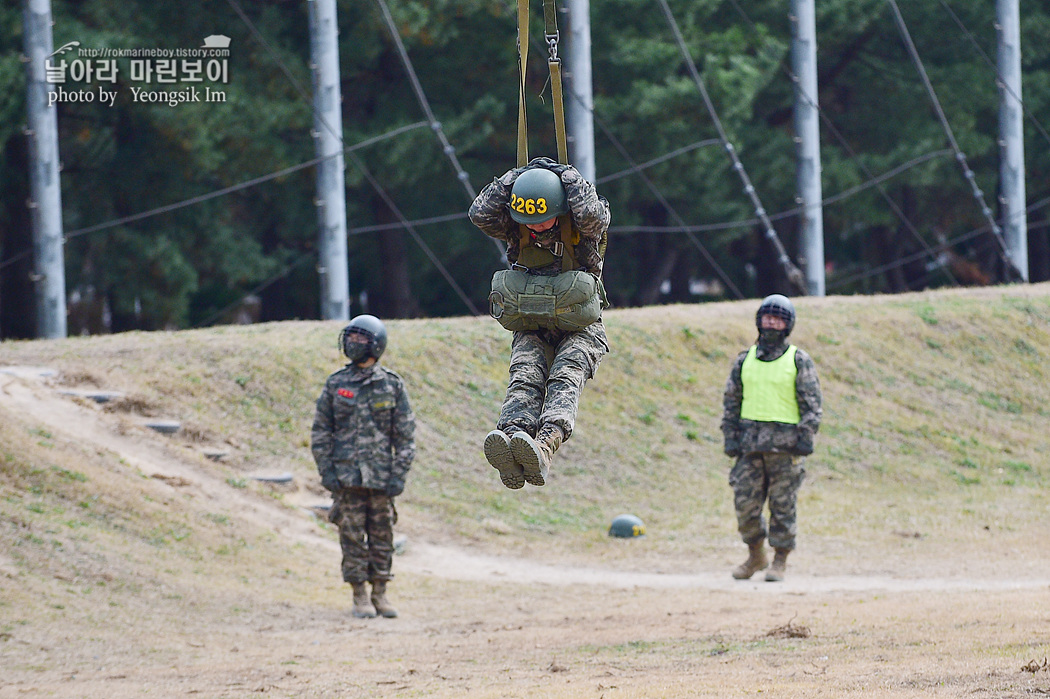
509, 167, 568, 224
340, 314, 388, 362
608, 513, 646, 538
756, 294, 796, 337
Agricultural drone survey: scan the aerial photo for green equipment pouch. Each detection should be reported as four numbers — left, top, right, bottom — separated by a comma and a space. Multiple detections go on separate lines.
488, 268, 609, 332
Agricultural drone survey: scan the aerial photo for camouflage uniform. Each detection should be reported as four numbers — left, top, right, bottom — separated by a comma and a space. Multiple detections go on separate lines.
720, 340, 822, 550
311, 363, 415, 583
468, 158, 611, 441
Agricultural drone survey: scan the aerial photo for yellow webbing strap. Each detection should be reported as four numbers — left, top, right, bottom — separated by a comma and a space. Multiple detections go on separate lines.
516, 0, 578, 272
542, 0, 568, 165
519, 224, 532, 254
542, 0, 574, 269
550, 60, 569, 166
516, 0, 530, 167
559, 214, 577, 272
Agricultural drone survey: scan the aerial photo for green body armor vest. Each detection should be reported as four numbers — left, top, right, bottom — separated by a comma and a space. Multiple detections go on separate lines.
740, 345, 800, 424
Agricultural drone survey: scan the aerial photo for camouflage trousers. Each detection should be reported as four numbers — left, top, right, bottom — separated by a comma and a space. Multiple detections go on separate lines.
497, 320, 609, 440
728, 452, 806, 550
329, 486, 397, 584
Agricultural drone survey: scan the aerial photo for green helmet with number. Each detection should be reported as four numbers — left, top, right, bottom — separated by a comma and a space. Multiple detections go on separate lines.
509, 167, 568, 224
608, 513, 646, 538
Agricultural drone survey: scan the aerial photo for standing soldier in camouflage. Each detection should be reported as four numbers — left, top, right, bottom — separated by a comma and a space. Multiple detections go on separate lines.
721, 295, 822, 582
311, 315, 415, 618
469, 156, 610, 489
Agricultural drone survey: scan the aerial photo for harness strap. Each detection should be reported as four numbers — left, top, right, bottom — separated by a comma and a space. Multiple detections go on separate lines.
516, 0, 569, 166
517, 0, 577, 273
516, 0, 530, 167
543, 0, 568, 165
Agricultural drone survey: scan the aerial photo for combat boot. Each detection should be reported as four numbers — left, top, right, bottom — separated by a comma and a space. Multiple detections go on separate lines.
510, 425, 563, 487
351, 582, 376, 618
370, 580, 398, 618
484, 429, 524, 489
765, 548, 790, 582
732, 539, 769, 580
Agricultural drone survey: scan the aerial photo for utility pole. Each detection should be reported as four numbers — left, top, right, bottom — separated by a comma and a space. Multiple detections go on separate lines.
563, 0, 596, 182
308, 0, 350, 320
996, 0, 1028, 281
790, 0, 825, 296
22, 0, 67, 338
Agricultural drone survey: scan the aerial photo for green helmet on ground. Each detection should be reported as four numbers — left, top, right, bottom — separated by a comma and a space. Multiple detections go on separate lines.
608, 513, 646, 538
509, 167, 568, 224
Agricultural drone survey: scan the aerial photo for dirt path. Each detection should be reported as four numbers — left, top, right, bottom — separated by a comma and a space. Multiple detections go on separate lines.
2, 365, 1043, 596
2, 365, 1049, 699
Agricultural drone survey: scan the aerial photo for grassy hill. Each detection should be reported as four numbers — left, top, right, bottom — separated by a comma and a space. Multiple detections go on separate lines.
1, 283, 1049, 695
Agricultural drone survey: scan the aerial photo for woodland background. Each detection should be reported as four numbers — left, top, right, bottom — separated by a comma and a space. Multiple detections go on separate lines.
2, 0, 1049, 336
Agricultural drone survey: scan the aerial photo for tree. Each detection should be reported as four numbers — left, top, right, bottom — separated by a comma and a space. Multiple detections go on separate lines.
2, 0, 1048, 337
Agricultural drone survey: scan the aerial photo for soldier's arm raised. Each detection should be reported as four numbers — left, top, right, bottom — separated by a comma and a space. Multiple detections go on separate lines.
468, 169, 522, 243
562, 167, 610, 244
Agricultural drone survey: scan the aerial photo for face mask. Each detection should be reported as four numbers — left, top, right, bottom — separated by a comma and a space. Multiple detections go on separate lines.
758, 328, 784, 347
343, 340, 370, 362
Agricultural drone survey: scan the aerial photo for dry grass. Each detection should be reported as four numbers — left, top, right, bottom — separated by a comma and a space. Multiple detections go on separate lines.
1, 283, 1049, 698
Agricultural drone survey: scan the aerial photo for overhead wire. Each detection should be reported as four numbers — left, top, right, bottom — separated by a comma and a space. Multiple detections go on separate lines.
594, 116, 745, 299
511, 16, 957, 297
12, 3, 1035, 302
936, 0, 1050, 147
0, 123, 427, 274
350, 212, 469, 235
195, 251, 316, 328
345, 149, 481, 315
594, 138, 721, 184
609, 148, 953, 234
828, 224, 991, 291
655, 0, 806, 294
63, 123, 429, 241
541, 31, 744, 299
724, 0, 959, 287
246, 145, 952, 241
829, 196, 1050, 291
372, 0, 506, 261
886, 0, 1022, 280
372, 0, 476, 198
225, 0, 480, 315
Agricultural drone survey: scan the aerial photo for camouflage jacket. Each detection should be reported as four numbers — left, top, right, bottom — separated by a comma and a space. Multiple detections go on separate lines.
720, 341, 822, 456
310, 363, 415, 491
468, 157, 610, 276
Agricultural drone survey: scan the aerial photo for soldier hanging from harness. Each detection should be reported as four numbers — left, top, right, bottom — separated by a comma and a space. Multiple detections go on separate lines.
468, 0, 611, 489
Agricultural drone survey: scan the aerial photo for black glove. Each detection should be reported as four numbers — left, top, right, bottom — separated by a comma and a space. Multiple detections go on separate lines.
527, 156, 559, 169
535, 157, 573, 177
724, 439, 742, 458
384, 478, 405, 497
320, 470, 340, 493
498, 166, 528, 187
795, 429, 814, 456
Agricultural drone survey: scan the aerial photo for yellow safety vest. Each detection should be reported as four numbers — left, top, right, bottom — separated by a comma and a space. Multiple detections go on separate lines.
740, 345, 800, 424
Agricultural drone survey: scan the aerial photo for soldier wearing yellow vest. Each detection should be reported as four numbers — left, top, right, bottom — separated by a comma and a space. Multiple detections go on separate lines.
721, 295, 822, 582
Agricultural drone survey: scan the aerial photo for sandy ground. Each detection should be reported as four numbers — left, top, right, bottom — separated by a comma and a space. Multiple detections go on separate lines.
1, 366, 1049, 698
